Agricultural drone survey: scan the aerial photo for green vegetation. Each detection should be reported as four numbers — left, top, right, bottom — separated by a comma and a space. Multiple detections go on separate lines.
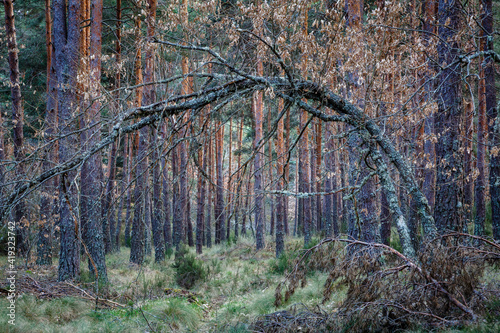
0, 236, 344, 332
0, 236, 498, 332
172, 244, 207, 289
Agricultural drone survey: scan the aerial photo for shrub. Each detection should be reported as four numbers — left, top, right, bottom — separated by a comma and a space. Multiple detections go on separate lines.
172, 245, 206, 289
269, 252, 292, 275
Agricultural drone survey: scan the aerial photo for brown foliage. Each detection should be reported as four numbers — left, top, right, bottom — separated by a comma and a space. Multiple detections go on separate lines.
273, 234, 500, 331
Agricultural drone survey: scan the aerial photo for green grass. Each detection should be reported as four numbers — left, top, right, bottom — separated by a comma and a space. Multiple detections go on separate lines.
0, 234, 498, 332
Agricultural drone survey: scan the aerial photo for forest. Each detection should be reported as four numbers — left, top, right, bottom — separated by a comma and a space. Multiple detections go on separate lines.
0, 0, 499, 331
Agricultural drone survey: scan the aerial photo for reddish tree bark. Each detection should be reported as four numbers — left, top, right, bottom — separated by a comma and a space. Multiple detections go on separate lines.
4, 0, 28, 257
298, 8, 312, 245
226, 118, 233, 240
254, 59, 265, 250
434, 0, 464, 233
38, 0, 58, 266
215, 121, 226, 243
275, 98, 286, 257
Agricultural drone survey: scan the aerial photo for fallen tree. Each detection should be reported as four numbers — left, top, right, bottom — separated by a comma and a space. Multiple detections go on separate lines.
272, 233, 500, 331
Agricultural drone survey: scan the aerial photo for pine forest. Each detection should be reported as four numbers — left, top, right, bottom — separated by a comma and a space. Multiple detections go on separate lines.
0, 0, 499, 331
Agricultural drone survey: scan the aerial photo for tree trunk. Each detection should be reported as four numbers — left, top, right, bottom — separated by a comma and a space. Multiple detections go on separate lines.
254, 59, 265, 250
315, 119, 323, 231
323, 123, 338, 237
275, 98, 285, 257
227, 118, 233, 240
143, 0, 164, 262
481, 0, 499, 241
475, 62, 486, 236
241, 164, 252, 236
124, 133, 134, 247
54, 0, 81, 281
233, 115, 244, 238
215, 121, 226, 244
196, 111, 208, 254
162, 151, 172, 251
172, 142, 183, 248
205, 130, 213, 247
38, 0, 58, 266
422, 0, 437, 213
284, 106, 291, 235
434, 0, 463, 233
102, 139, 118, 253
130, 17, 146, 264
4, 0, 28, 258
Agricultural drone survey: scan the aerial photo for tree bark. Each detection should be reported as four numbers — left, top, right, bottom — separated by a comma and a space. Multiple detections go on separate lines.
54, 0, 81, 281
254, 62, 265, 250
233, 115, 244, 239
196, 111, 207, 254
315, 119, 323, 231
323, 123, 338, 237
275, 98, 285, 257
4, 0, 28, 258
434, 0, 463, 234
475, 64, 486, 236
205, 130, 213, 247
215, 121, 226, 243
38, 0, 58, 266
130, 17, 146, 264
481, 0, 499, 241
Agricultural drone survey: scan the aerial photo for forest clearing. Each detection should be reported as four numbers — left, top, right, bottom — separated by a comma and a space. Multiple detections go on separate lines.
1, 0, 500, 331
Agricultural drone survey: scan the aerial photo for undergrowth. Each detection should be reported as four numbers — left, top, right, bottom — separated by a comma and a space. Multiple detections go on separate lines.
273, 233, 500, 332
0, 234, 498, 332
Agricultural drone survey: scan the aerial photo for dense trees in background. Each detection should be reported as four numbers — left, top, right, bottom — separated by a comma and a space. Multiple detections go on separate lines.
0, 0, 498, 282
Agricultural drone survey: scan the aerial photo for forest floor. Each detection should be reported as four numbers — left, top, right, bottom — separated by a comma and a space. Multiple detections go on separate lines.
0, 235, 499, 332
